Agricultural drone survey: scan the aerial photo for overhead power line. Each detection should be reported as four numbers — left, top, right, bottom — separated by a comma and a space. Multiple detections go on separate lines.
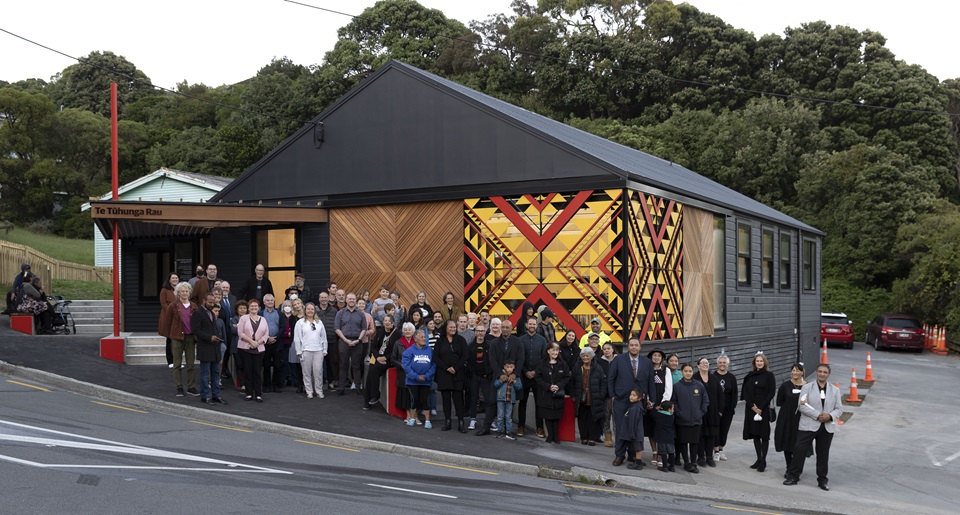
283, 0, 957, 119
0, 26, 318, 127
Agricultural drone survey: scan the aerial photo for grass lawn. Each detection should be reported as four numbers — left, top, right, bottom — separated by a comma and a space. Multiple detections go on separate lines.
52, 279, 113, 300
1, 227, 94, 266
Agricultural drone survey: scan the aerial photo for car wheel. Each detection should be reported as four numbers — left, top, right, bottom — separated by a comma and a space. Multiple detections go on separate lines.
847, 342, 854, 350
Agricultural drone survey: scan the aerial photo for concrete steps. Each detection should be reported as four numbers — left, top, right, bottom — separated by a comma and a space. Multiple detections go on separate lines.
125, 333, 169, 366
66, 300, 114, 335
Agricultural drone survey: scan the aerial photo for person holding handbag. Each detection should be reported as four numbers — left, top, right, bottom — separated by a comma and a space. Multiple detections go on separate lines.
741, 352, 777, 472
237, 298, 268, 402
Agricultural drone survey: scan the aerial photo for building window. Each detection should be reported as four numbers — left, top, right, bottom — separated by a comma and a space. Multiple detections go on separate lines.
737, 223, 751, 286
256, 228, 297, 290
713, 216, 726, 330
802, 239, 816, 291
779, 233, 791, 289
140, 249, 171, 300
761, 229, 774, 288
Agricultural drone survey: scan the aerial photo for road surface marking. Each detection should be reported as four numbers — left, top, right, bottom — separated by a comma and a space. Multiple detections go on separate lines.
190, 420, 251, 433
711, 506, 783, 515
91, 401, 148, 414
0, 419, 289, 474
562, 484, 638, 497
420, 460, 498, 475
366, 483, 457, 499
6, 380, 51, 392
295, 439, 360, 452
925, 444, 943, 467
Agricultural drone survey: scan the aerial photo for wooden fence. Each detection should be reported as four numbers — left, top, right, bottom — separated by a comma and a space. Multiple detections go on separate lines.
0, 241, 112, 292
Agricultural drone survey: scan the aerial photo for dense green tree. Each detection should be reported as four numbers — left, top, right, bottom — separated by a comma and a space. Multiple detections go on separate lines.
47, 51, 158, 117
892, 200, 960, 332
0, 88, 56, 221
795, 144, 939, 288
146, 126, 229, 177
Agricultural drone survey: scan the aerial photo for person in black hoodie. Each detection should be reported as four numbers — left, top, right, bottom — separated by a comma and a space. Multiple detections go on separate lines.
477, 319, 524, 436
465, 324, 490, 431
673, 363, 708, 473
364, 314, 401, 410
694, 357, 724, 468
741, 352, 777, 472
433, 320, 469, 432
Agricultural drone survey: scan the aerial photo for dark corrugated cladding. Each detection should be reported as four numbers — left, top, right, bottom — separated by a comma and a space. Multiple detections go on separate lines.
212, 60, 821, 236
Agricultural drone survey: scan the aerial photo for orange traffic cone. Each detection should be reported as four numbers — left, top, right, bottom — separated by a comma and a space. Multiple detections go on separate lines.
847, 368, 861, 403
923, 324, 929, 348
934, 327, 948, 356
864, 352, 875, 382
820, 340, 829, 365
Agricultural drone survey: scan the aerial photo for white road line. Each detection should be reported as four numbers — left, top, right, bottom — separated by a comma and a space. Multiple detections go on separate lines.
925, 444, 943, 467
945, 450, 960, 463
0, 420, 290, 474
366, 483, 457, 499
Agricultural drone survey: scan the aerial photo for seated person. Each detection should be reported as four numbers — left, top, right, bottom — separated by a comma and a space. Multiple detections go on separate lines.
5, 263, 32, 315
20, 275, 53, 334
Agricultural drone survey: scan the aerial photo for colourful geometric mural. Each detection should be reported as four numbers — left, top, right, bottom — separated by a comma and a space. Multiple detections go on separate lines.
626, 191, 684, 340
464, 189, 683, 343
464, 190, 625, 341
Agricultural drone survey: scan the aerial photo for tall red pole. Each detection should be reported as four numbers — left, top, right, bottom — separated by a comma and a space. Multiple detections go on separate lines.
111, 83, 120, 337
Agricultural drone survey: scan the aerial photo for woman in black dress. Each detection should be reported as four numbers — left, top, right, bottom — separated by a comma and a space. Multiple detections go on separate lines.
535, 342, 571, 444
741, 352, 777, 472
695, 357, 724, 468
775, 363, 807, 475
433, 320, 468, 432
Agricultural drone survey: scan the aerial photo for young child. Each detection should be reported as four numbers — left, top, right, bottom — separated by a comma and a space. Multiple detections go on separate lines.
653, 400, 677, 472
493, 359, 523, 440
623, 389, 647, 470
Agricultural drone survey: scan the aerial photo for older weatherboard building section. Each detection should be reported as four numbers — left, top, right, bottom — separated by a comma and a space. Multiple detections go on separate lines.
94, 60, 822, 377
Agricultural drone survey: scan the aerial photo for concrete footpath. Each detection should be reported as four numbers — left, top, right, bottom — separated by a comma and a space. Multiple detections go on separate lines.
2, 323, 958, 514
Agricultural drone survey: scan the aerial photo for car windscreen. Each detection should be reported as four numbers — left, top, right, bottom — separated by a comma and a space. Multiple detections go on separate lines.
821, 316, 848, 325
885, 318, 920, 329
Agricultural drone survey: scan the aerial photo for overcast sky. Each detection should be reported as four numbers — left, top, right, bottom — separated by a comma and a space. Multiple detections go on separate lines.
2, 0, 956, 89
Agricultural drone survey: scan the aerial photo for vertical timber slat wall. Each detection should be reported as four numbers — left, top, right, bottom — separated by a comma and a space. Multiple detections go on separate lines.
683, 207, 714, 337
330, 202, 462, 308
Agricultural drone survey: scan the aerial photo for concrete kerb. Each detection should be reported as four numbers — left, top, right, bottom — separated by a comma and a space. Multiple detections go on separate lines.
567, 466, 860, 515
0, 360, 538, 477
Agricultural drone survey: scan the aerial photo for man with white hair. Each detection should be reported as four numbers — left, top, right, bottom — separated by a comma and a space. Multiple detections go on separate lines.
476, 318, 526, 436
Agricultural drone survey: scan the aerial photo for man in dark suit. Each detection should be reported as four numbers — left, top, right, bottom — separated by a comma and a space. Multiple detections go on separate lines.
218, 281, 237, 380
191, 292, 227, 405
475, 318, 525, 436
608, 337, 657, 466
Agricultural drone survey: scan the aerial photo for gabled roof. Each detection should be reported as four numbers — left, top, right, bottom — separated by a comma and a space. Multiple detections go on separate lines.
214, 60, 820, 234
82, 168, 232, 211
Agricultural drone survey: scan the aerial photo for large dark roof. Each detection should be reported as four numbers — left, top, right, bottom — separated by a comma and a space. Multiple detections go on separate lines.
214, 60, 820, 233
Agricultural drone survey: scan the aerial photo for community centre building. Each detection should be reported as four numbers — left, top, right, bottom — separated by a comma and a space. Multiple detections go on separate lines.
90, 60, 823, 377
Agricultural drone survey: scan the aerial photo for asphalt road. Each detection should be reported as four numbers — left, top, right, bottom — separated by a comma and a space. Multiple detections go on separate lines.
0, 376, 789, 515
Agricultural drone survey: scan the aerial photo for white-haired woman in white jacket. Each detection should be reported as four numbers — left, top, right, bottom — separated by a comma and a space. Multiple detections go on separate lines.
295, 302, 328, 399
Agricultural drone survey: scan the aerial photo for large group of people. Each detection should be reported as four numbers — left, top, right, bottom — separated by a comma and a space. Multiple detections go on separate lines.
156, 265, 841, 490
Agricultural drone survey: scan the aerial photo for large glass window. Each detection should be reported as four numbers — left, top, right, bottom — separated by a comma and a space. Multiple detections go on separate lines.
256, 228, 297, 291
761, 229, 774, 288
802, 239, 816, 291
737, 223, 751, 287
779, 233, 791, 289
714, 216, 726, 331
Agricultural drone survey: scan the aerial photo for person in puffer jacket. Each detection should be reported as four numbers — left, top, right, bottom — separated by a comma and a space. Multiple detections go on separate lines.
403, 330, 436, 428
